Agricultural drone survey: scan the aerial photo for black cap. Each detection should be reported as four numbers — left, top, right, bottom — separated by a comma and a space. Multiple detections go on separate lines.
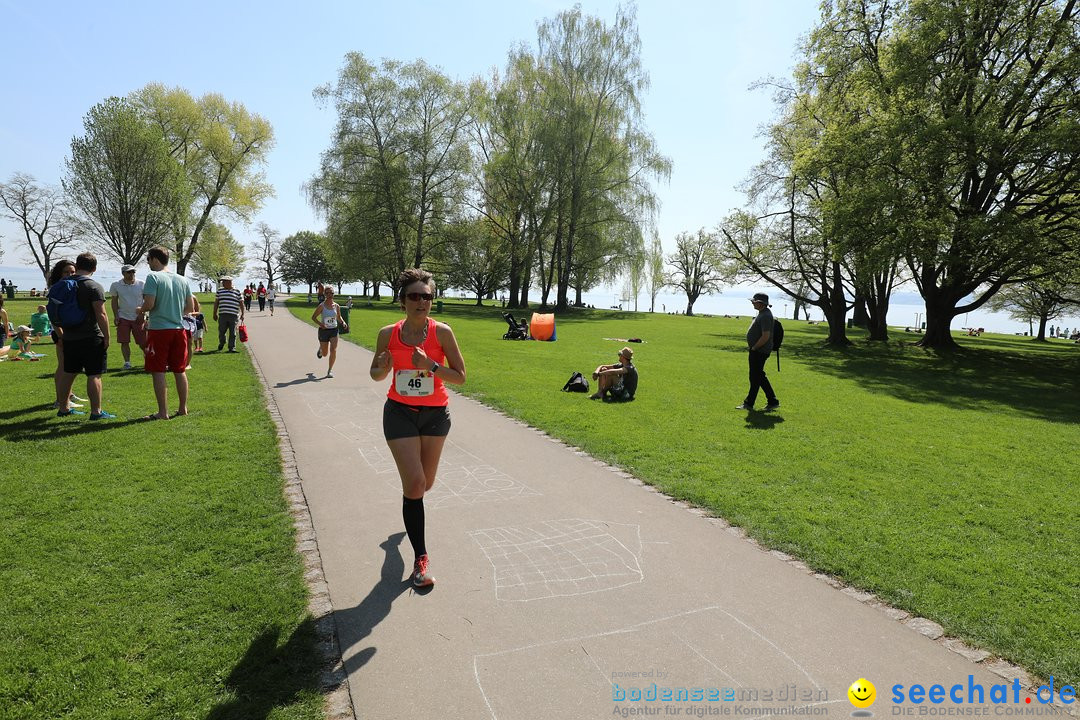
750, 293, 770, 305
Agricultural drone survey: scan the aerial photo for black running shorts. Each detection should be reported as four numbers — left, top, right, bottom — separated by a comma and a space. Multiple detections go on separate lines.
383, 399, 451, 440
318, 327, 339, 343
63, 336, 107, 376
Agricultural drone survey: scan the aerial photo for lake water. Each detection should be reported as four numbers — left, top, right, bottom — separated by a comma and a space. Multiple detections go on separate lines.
4, 263, 1077, 337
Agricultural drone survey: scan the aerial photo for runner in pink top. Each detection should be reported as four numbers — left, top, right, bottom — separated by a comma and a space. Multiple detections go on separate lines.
369, 268, 466, 588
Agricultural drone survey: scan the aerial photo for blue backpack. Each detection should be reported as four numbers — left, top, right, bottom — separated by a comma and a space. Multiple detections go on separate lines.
47, 275, 89, 329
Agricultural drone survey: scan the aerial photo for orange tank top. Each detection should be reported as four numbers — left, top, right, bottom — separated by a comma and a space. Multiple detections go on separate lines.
386, 317, 449, 406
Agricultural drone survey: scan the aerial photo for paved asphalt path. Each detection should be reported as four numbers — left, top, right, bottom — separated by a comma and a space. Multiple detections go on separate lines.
242, 304, 1046, 720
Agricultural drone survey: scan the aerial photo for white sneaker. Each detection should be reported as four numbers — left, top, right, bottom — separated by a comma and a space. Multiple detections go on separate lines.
326, 370, 334, 378
123, 361, 132, 370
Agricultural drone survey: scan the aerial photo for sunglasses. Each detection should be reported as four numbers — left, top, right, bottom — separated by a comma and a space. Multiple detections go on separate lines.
406, 292, 434, 302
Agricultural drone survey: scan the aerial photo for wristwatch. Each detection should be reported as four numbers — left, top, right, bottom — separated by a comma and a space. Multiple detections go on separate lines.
430, 361, 440, 373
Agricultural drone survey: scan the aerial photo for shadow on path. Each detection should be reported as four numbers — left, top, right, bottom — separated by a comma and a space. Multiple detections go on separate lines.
274, 373, 321, 389
335, 532, 419, 676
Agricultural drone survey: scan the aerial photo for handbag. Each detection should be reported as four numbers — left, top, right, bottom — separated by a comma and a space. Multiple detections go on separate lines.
238, 323, 249, 343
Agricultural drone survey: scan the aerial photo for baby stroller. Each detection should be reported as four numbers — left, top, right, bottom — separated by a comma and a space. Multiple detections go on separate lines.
502, 312, 529, 340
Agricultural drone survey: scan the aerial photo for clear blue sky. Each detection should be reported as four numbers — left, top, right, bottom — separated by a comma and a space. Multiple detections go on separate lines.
0, 0, 820, 271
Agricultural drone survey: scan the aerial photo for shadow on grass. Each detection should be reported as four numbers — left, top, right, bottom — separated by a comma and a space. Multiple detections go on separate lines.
0, 403, 49, 422
335, 532, 417, 676
744, 411, 785, 430
765, 340, 1080, 424
4, 414, 146, 441
204, 618, 322, 720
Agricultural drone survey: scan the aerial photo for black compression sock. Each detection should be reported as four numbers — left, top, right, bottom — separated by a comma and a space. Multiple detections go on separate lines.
402, 496, 427, 559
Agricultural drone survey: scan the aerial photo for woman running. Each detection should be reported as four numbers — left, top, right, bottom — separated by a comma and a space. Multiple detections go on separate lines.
369, 268, 465, 588
311, 286, 347, 377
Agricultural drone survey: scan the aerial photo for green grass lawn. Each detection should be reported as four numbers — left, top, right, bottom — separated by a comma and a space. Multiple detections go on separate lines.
0, 296, 323, 720
292, 295, 1079, 688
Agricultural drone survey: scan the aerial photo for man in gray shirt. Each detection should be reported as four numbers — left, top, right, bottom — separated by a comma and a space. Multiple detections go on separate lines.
736, 292, 780, 411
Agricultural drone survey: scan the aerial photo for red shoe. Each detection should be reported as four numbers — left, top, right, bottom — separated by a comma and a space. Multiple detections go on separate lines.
412, 554, 435, 587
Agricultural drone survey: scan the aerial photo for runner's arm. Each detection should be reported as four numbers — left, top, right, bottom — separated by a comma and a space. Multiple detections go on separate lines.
369, 325, 393, 381
433, 324, 466, 385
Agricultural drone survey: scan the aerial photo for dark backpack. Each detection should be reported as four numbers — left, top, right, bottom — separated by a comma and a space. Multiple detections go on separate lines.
47, 275, 89, 329
561, 371, 590, 393
773, 319, 784, 370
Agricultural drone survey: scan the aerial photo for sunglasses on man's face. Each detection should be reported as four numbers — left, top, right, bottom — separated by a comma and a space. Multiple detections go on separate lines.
406, 292, 434, 302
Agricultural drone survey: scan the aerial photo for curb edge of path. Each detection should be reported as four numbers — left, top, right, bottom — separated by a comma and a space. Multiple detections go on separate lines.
247, 344, 358, 720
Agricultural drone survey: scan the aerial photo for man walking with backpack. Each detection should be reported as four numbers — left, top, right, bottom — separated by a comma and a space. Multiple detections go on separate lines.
50, 252, 115, 420
736, 292, 780, 412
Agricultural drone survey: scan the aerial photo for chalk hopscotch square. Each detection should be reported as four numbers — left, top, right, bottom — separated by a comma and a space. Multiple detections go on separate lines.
470, 519, 643, 601
325, 421, 540, 509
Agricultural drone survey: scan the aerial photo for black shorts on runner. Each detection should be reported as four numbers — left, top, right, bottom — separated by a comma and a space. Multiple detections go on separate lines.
63, 336, 107, 376
318, 327, 339, 343
383, 399, 451, 440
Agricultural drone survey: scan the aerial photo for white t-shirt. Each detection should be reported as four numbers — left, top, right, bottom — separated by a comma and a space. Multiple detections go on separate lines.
267, 288, 276, 300
109, 279, 145, 321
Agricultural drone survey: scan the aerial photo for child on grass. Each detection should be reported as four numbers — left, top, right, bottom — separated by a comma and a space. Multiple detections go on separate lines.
9, 325, 40, 361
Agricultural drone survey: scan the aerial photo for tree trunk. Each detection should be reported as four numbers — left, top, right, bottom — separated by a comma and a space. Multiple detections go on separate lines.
685, 295, 697, 316
852, 295, 869, 327
918, 296, 960, 349
1035, 314, 1048, 341
822, 261, 851, 345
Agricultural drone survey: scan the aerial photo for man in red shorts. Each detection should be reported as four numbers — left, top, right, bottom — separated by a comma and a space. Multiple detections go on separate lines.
138, 246, 195, 421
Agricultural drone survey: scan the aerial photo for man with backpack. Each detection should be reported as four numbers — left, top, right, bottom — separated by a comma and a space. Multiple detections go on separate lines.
736, 292, 780, 412
49, 252, 115, 420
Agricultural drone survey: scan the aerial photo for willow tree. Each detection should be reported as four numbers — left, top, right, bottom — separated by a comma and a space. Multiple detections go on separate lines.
311, 54, 471, 296
532, 5, 670, 310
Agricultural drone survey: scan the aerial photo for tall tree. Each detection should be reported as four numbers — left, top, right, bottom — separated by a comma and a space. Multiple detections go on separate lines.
279, 231, 331, 298
443, 216, 510, 305
63, 97, 190, 265
534, 5, 670, 310
311, 54, 471, 296
189, 221, 245, 280
0, 173, 74, 285
666, 229, 731, 316
470, 57, 553, 309
249, 222, 282, 288
132, 84, 275, 276
812, 0, 1080, 348
987, 263, 1080, 340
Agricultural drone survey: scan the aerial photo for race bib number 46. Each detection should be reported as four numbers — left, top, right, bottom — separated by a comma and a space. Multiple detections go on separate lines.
395, 369, 434, 397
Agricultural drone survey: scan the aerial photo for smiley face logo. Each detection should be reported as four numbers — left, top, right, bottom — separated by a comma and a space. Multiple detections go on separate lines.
848, 678, 876, 709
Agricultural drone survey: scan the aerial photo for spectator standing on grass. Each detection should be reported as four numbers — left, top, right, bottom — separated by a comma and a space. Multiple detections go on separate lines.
213, 276, 244, 352
109, 264, 146, 370
45, 259, 85, 409
0, 297, 8, 345
51, 252, 114, 420
138, 246, 195, 421
736, 292, 780, 412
